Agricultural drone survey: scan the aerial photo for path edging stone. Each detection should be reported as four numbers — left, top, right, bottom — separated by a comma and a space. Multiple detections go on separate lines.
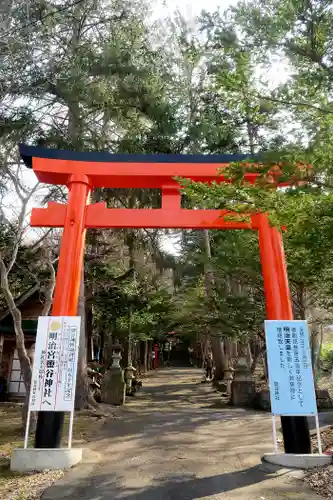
262, 453, 332, 469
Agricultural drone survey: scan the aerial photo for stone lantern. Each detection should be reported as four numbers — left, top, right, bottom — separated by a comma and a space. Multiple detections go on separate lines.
223, 366, 234, 395
124, 364, 136, 395
111, 343, 123, 369
231, 356, 256, 407
101, 343, 126, 405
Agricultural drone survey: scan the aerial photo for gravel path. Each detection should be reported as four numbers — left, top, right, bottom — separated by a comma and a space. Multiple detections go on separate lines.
43, 368, 324, 500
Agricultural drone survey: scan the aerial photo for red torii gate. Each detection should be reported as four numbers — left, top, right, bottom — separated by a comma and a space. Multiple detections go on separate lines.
20, 144, 310, 454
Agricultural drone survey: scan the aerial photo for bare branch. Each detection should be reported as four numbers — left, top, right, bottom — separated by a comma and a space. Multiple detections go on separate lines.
0, 252, 27, 353
6, 202, 28, 274
29, 228, 54, 251
5, 166, 25, 201
42, 252, 56, 316
6, 180, 40, 274
259, 94, 333, 115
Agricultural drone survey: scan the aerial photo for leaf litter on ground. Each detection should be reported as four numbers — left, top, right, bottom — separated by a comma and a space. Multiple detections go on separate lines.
0, 402, 117, 500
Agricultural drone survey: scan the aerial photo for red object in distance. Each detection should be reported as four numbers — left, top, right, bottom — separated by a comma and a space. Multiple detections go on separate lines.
154, 344, 159, 369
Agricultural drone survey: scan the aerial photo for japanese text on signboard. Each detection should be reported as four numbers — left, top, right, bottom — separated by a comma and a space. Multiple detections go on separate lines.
29, 317, 80, 412
265, 320, 317, 416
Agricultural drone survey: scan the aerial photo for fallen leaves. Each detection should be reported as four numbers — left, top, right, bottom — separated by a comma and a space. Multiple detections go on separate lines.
0, 402, 115, 500
305, 464, 333, 499
311, 426, 333, 454
305, 426, 333, 498
0, 469, 64, 500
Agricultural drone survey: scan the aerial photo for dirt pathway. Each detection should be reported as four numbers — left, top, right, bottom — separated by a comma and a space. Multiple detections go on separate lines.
44, 368, 323, 500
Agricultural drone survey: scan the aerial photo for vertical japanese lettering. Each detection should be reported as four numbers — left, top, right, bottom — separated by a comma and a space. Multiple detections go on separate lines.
29, 317, 80, 412
266, 320, 317, 417
277, 327, 285, 369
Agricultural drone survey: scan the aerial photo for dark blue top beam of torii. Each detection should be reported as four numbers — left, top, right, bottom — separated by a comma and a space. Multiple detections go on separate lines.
19, 144, 259, 189
19, 144, 252, 168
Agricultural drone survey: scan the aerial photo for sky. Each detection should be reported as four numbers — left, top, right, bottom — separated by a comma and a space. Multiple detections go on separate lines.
157, 0, 236, 17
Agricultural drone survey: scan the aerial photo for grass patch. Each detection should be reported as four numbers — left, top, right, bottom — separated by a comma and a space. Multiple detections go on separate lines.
0, 404, 104, 455
0, 406, 25, 452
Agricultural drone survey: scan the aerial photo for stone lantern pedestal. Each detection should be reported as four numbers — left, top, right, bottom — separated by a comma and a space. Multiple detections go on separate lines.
223, 367, 234, 395
231, 356, 256, 406
101, 344, 126, 405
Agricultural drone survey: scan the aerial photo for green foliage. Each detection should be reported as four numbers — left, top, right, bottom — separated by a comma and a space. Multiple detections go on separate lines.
88, 254, 175, 343
320, 343, 333, 372
169, 228, 265, 343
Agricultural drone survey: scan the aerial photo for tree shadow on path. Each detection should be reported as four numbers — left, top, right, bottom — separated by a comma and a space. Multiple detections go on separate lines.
44, 369, 310, 500
49, 464, 289, 500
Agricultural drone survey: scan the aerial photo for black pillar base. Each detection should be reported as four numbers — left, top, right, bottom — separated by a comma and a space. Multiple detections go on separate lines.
34, 411, 65, 448
281, 415, 311, 454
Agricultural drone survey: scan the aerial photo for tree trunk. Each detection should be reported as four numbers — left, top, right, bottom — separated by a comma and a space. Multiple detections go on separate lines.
67, 2, 82, 149
263, 350, 269, 381
231, 340, 238, 359
21, 344, 38, 432
148, 340, 153, 370
75, 267, 89, 410
200, 334, 209, 368
100, 329, 105, 364
311, 323, 321, 390
20, 353, 37, 432
202, 229, 228, 380
127, 304, 133, 366
294, 284, 307, 320
316, 325, 324, 372
245, 99, 256, 156
250, 340, 263, 374
224, 338, 232, 366
211, 336, 228, 380
245, 342, 254, 370
144, 340, 148, 372
122, 340, 129, 369
86, 302, 93, 362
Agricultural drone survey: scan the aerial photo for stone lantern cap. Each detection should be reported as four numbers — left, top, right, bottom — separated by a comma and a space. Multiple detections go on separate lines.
125, 365, 136, 378
111, 343, 123, 353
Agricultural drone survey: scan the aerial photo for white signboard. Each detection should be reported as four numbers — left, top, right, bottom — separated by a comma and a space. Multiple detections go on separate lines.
265, 320, 317, 416
29, 316, 80, 412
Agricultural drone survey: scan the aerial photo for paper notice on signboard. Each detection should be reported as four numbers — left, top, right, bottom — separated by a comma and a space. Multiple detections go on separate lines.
265, 320, 317, 416
29, 316, 81, 412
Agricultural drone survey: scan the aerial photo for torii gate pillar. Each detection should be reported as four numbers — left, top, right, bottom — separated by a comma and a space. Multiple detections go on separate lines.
258, 214, 311, 453
34, 174, 91, 448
